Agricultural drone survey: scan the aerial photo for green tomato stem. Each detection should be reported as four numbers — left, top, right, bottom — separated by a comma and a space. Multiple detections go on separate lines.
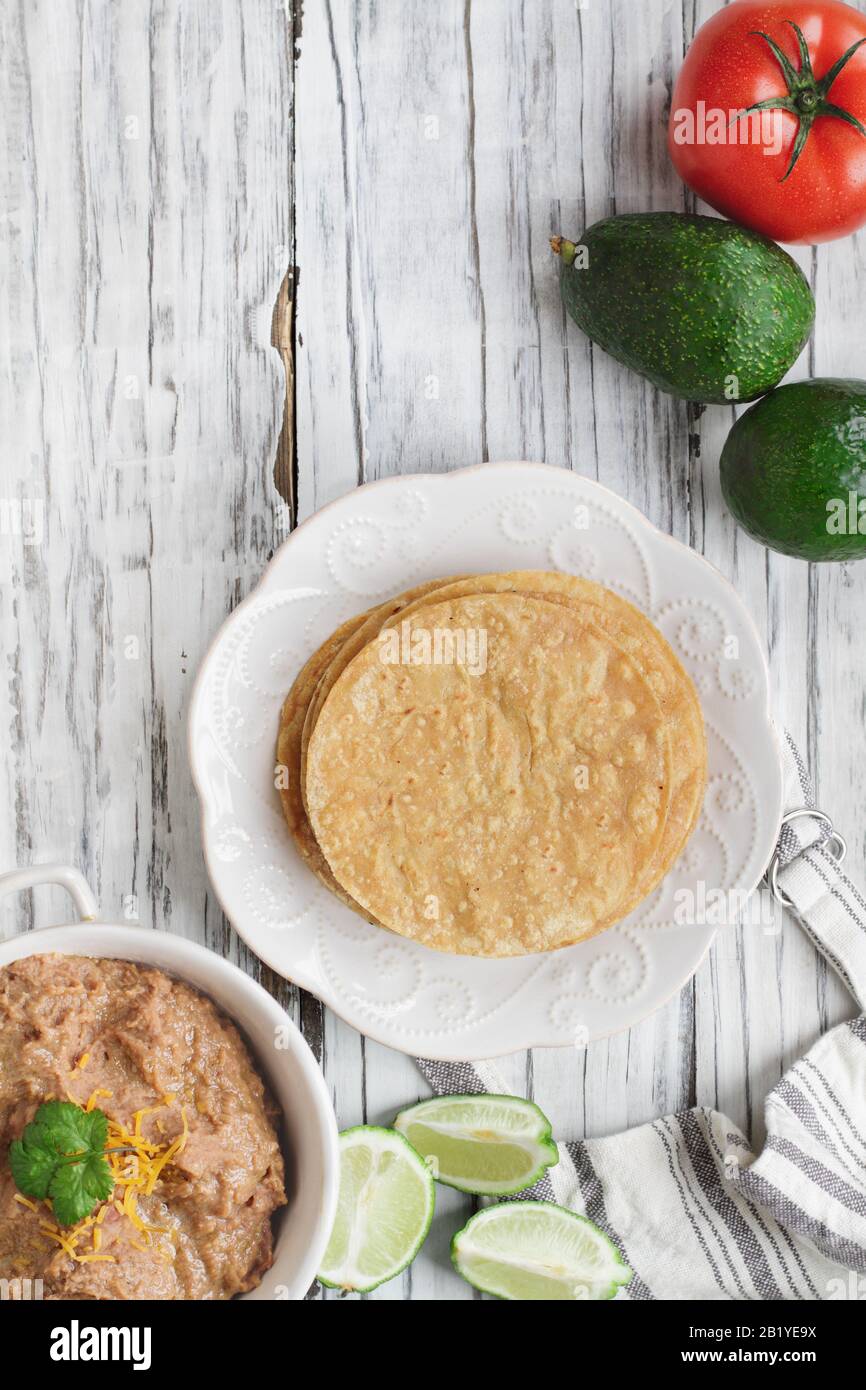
738, 22, 866, 182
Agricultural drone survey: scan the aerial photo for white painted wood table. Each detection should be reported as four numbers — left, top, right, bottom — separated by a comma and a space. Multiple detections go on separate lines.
1, 0, 862, 1299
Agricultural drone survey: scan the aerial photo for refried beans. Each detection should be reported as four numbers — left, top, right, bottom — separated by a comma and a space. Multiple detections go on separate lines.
0, 954, 286, 1299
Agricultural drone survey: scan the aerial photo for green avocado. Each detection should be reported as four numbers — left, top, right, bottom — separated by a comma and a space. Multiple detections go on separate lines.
552, 213, 814, 404
720, 379, 866, 563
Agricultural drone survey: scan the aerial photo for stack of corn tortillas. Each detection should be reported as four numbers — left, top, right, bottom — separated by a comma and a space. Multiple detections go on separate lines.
276, 571, 706, 957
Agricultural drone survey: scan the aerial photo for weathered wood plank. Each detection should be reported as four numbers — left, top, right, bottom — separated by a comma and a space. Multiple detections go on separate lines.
0, 0, 294, 998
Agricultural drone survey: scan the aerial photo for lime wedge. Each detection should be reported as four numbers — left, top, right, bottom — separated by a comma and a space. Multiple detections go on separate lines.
318, 1126, 435, 1292
394, 1093, 558, 1195
452, 1201, 632, 1300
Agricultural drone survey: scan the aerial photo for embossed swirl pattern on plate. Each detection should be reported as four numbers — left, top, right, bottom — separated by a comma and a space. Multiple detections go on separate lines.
190, 465, 782, 1059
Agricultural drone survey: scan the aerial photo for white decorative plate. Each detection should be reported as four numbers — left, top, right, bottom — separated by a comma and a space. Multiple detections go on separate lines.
189, 463, 783, 1060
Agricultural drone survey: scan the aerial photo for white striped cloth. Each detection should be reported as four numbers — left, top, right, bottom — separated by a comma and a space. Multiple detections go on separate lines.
417, 733, 866, 1300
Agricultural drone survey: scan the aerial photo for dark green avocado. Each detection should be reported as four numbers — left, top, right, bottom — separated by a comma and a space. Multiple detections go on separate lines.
720, 379, 866, 562
552, 213, 814, 404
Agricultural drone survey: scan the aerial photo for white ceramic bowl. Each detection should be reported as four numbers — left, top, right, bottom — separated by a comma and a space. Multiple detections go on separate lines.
0, 864, 339, 1301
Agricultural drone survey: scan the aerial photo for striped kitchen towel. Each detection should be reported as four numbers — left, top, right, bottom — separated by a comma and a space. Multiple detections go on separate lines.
417, 733, 866, 1300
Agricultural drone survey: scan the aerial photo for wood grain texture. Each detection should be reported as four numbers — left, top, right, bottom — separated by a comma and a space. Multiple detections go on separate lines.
0, 1, 299, 1078
293, 0, 862, 1298
1, 0, 863, 1302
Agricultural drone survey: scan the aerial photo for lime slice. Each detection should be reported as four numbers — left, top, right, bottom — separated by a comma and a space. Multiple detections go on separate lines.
318, 1126, 434, 1292
452, 1201, 632, 1300
393, 1093, 558, 1195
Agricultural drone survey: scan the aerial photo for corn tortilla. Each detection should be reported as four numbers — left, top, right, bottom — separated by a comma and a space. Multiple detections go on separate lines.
276, 579, 467, 917
374, 571, 706, 916
305, 592, 672, 956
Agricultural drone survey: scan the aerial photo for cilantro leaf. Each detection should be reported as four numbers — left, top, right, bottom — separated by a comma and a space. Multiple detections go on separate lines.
50, 1151, 115, 1227
9, 1132, 58, 1199
31, 1099, 108, 1156
8, 1100, 116, 1226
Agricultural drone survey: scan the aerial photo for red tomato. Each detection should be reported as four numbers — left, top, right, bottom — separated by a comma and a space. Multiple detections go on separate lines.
669, 0, 866, 243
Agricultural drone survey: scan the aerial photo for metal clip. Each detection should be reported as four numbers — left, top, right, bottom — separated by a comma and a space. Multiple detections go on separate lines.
767, 809, 847, 910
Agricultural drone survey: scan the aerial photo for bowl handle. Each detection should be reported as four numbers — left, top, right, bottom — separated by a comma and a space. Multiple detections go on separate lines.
0, 864, 98, 923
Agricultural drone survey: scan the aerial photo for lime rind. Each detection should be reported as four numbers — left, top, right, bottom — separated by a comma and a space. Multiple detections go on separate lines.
396, 1093, 553, 1133
318, 1125, 435, 1293
451, 1200, 633, 1301
394, 1093, 559, 1196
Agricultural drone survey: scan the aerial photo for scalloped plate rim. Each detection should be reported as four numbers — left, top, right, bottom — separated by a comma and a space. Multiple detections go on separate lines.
188, 462, 784, 1060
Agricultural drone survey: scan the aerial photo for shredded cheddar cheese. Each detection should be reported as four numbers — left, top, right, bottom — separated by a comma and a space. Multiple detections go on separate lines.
85, 1088, 113, 1112
39, 1223, 80, 1260
132, 1102, 167, 1138
19, 1093, 187, 1268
